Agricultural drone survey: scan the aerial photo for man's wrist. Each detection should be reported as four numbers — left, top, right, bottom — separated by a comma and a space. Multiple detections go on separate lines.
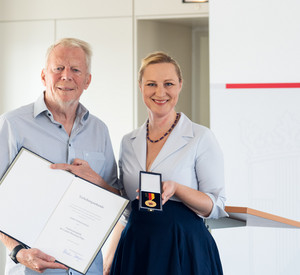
9, 244, 27, 264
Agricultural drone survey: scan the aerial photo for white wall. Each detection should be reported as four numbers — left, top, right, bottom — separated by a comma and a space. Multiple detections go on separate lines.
0, 21, 54, 113
210, 0, 300, 274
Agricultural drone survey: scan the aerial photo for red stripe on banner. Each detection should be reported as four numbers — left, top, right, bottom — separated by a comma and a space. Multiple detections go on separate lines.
226, 83, 300, 89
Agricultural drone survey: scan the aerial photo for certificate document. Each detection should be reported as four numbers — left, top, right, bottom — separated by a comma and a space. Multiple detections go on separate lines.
0, 147, 129, 274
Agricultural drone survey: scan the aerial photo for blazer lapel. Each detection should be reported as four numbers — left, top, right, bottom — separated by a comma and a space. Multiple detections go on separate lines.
131, 122, 147, 170
151, 113, 193, 171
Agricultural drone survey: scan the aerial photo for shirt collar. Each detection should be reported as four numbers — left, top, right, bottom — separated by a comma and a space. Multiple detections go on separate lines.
76, 102, 90, 124
33, 92, 48, 118
33, 92, 90, 123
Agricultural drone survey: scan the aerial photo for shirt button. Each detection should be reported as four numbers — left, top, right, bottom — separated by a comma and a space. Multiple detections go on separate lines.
59, 125, 62, 129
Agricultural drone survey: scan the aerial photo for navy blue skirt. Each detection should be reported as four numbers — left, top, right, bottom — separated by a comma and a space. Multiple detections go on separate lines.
110, 200, 223, 275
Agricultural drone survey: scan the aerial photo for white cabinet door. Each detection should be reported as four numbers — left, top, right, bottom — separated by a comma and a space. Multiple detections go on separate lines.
0, 21, 54, 113
135, 0, 208, 17
0, 0, 132, 21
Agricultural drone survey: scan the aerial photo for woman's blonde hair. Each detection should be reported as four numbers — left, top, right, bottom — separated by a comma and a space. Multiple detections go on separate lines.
138, 51, 182, 83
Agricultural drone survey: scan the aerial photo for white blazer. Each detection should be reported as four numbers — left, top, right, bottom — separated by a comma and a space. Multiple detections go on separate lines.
119, 113, 227, 220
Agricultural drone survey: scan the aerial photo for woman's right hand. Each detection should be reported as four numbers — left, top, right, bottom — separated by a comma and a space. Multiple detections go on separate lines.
102, 222, 125, 275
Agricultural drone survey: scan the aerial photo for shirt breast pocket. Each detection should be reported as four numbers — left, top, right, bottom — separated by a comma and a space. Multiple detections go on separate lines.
83, 151, 106, 174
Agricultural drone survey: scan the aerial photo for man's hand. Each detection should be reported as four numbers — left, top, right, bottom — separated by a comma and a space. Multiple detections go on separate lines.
51, 159, 120, 195
51, 159, 104, 186
17, 248, 68, 273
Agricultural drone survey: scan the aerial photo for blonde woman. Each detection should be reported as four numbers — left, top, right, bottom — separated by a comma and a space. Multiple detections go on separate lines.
107, 52, 227, 275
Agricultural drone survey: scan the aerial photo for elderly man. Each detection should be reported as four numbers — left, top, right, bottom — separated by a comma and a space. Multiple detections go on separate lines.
0, 38, 118, 275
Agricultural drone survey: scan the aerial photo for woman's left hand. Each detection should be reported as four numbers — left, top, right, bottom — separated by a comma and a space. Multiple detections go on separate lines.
135, 181, 178, 205
137, 179, 213, 216
161, 180, 178, 205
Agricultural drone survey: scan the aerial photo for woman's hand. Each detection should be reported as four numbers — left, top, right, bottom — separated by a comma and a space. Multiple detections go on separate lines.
161, 181, 178, 205
103, 222, 125, 275
159, 180, 214, 217
103, 261, 111, 275
135, 181, 178, 205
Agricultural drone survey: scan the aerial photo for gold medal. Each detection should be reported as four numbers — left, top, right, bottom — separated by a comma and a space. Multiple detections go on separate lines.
144, 192, 156, 207
145, 200, 157, 207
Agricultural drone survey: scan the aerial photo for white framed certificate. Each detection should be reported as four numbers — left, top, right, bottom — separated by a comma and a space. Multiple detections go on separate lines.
0, 147, 129, 274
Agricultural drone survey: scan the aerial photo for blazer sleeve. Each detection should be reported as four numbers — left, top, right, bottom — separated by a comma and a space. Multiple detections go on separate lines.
195, 128, 228, 219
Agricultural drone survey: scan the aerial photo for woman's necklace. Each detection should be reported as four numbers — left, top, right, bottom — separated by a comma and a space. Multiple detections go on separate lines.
146, 113, 181, 143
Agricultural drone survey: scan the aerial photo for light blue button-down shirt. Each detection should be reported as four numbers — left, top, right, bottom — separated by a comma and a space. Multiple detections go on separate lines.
0, 93, 119, 275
